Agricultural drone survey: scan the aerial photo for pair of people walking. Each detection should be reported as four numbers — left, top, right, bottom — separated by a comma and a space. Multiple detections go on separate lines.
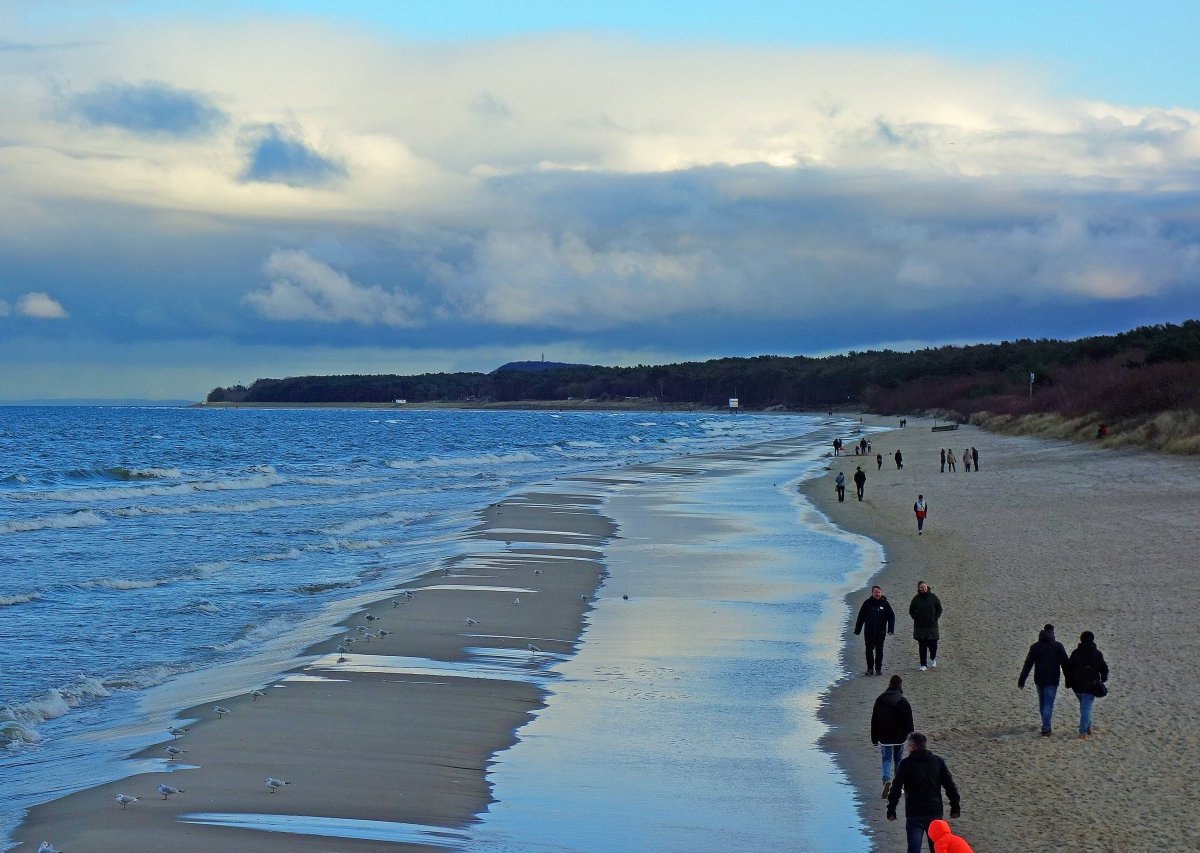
856, 582, 943, 674
1019, 626, 1109, 738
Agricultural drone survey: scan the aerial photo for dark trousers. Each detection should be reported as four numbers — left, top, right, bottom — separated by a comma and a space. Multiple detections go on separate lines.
856, 484, 865, 500
836, 485, 845, 502
865, 635, 884, 672
918, 638, 939, 665
905, 816, 936, 853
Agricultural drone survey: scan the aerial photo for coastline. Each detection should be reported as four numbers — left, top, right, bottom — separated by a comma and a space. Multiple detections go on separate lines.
806, 416, 1200, 851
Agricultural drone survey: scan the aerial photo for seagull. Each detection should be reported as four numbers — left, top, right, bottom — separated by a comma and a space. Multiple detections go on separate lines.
265, 776, 290, 793
466, 618, 479, 626
251, 690, 266, 700
533, 569, 542, 575
344, 637, 356, 646
167, 726, 189, 738
114, 793, 139, 810
355, 625, 368, 633
580, 594, 588, 602
156, 784, 183, 799
364, 614, 379, 622
336, 644, 348, 654
213, 705, 231, 718
376, 629, 391, 637
38, 843, 62, 853
512, 597, 520, 606
403, 590, 415, 600
164, 745, 188, 759
622, 594, 629, 600
527, 643, 542, 655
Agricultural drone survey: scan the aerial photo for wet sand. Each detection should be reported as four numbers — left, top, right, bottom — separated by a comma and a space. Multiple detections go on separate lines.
14, 491, 617, 851
808, 415, 1200, 852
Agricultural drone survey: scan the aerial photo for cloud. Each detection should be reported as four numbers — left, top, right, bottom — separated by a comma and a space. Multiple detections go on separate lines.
68, 80, 226, 138
241, 125, 347, 187
15, 292, 68, 318
245, 249, 423, 327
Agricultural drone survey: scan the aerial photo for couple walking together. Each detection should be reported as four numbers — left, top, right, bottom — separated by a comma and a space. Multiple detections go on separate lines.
853, 581, 942, 675
1018, 625, 1110, 738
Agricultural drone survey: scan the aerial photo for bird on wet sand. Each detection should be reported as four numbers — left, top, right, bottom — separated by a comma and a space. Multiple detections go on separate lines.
213, 705, 232, 718
156, 784, 183, 800
265, 776, 291, 793
114, 794, 139, 810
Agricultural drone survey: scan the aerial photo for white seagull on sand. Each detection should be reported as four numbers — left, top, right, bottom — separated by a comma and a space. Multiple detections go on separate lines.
265, 776, 291, 793
512, 597, 520, 606
466, 618, 479, 626
251, 689, 266, 700
167, 726, 189, 738
37, 842, 62, 853
164, 745, 187, 759
527, 643, 542, 655
156, 784, 183, 799
114, 793, 139, 809
213, 705, 232, 718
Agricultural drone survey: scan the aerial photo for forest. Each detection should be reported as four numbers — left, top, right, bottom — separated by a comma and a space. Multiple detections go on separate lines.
207, 320, 1200, 429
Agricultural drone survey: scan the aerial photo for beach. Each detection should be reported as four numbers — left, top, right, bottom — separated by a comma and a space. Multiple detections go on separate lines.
809, 416, 1200, 851
12, 412, 1200, 851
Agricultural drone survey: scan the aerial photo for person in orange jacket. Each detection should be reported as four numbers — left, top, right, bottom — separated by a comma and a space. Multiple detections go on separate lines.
927, 818, 975, 853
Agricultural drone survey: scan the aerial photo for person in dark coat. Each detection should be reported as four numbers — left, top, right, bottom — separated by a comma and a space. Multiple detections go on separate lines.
871, 674, 914, 800
887, 731, 961, 853
894, 449, 904, 469
854, 585, 896, 675
971, 447, 979, 471
940, 448, 946, 473
909, 581, 942, 670
876, 452, 883, 470
1018, 624, 1069, 736
1065, 630, 1109, 739
835, 471, 846, 502
853, 466, 867, 501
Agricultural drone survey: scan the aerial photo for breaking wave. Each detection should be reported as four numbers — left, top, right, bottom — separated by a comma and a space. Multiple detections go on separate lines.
0, 509, 104, 534
386, 452, 539, 470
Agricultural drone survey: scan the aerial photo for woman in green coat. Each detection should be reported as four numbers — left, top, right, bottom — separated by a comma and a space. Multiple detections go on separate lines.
909, 581, 943, 671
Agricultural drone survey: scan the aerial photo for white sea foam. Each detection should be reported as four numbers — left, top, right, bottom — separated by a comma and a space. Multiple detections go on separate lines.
0, 676, 111, 747
0, 592, 41, 607
13, 471, 288, 503
213, 615, 298, 652
386, 452, 539, 470
566, 441, 605, 449
0, 509, 105, 533
82, 578, 167, 591
319, 509, 412, 536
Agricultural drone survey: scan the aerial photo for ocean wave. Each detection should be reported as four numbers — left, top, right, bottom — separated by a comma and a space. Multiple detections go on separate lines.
1, 473, 30, 484
212, 615, 298, 652
293, 579, 359, 595
81, 577, 167, 591
186, 600, 221, 614
0, 509, 105, 534
107, 466, 183, 481
0, 675, 111, 748
0, 592, 42, 607
385, 451, 540, 470
319, 509, 412, 536
565, 441, 605, 449
111, 490, 397, 519
11, 471, 288, 503
102, 664, 189, 691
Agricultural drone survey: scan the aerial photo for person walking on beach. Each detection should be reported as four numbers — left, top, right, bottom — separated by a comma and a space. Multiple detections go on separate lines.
854, 466, 867, 501
962, 447, 972, 472
876, 452, 883, 471
886, 731, 961, 853
940, 448, 946, 473
1065, 630, 1109, 739
913, 495, 928, 535
946, 449, 957, 472
835, 471, 846, 503
855, 585, 896, 675
909, 582, 942, 670
971, 447, 979, 471
1018, 624, 1069, 736
895, 449, 904, 469
833, 438, 842, 456
872, 674, 914, 800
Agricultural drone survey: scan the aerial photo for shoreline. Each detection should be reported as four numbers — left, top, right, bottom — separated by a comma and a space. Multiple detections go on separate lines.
806, 416, 1200, 851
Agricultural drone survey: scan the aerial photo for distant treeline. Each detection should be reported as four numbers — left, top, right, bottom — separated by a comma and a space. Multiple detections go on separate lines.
207, 320, 1200, 421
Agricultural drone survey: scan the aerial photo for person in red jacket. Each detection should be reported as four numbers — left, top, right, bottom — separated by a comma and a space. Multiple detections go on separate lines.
927, 819, 975, 852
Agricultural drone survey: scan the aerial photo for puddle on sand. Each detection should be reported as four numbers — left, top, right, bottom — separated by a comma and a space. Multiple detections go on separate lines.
179, 812, 472, 847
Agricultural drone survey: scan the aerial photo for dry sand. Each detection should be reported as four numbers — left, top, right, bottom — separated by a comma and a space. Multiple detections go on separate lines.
809, 416, 1200, 852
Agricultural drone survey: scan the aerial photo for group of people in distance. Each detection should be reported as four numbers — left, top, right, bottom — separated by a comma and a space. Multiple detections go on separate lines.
844, 438, 1111, 853
939, 447, 979, 473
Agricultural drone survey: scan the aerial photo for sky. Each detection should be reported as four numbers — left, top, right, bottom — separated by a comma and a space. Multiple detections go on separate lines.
2, 2, 1199, 400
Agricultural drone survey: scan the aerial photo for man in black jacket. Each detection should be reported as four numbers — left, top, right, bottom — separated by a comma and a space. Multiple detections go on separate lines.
1017, 623, 1069, 736
853, 466, 866, 501
887, 731, 961, 853
854, 585, 896, 675
871, 674, 914, 801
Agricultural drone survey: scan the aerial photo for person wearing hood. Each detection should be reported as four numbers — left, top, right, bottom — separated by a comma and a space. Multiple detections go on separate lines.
909, 581, 943, 671
1065, 630, 1109, 739
835, 471, 846, 502
855, 585, 896, 675
871, 674, 915, 801
886, 731, 961, 853
927, 819, 975, 853
1018, 623, 1070, 736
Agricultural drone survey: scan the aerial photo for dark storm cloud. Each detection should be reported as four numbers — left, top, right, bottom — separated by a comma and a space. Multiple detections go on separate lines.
240, 124, 347, 187
68, 81, 226, 138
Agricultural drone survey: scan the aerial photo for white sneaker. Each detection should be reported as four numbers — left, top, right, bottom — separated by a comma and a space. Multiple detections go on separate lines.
919, 665, 927, 671
930, 659, 937, 668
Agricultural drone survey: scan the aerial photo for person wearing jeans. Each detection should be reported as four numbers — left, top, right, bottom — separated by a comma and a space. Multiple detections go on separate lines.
1018, 624, 1069, 736
1066, 630, 1109, 739
887, 732, 962, 853
871, 675, 914, 800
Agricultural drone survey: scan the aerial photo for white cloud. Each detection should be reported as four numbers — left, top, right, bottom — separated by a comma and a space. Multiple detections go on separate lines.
15, 292, 68, 318
245, 249, 423, 327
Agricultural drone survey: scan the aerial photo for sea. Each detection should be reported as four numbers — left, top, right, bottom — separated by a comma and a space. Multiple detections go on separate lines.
0, 406, 879, 851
